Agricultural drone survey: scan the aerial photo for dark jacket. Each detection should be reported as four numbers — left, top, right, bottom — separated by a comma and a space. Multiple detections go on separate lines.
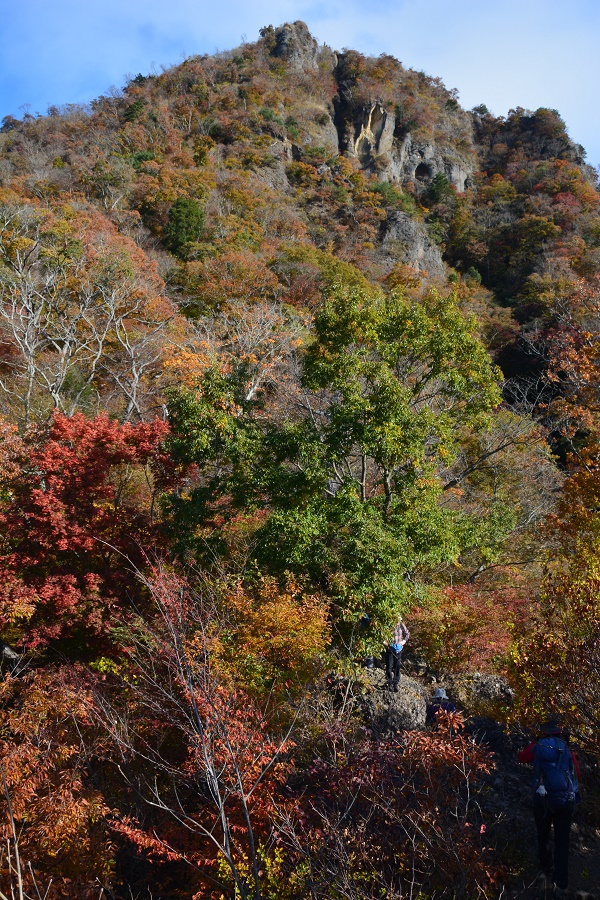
518, 735, 580, 780
426, 698, 456, 725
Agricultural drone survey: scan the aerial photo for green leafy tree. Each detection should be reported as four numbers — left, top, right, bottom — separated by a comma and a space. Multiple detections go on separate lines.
164, 197, 205, 257
166, 285, 502, 647
425, 172, 454, 206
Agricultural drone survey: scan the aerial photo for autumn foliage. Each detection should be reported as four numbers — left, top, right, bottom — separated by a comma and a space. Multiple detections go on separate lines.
1, 18, 600, 900
0, 412, 171, 653
0, 667, 113, 899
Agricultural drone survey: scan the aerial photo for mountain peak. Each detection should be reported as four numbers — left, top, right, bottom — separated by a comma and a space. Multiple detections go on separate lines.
264, 21, 320, 72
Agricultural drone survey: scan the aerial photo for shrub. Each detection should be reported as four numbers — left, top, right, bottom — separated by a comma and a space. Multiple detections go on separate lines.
425, 172, 454, 205
164, 198, 205, 256
123, 99, 145, 122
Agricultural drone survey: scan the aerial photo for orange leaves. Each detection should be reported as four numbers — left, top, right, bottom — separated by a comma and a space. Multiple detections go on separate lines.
287, 711, 500, 896
0, 196, 191, 424
411, 582, 533, 675
181, 249, 281, 313
547, 446, 600, 562
403, 711, 493, 781
0, 416, 23, 483
163, 345, 214, 388
508, 569, 600, 752
544, 275, 600, 551
547, 275, 600, 436
0, 668, 114, 894
217, 576, 330, 694
531, 158, 599, 210
93, 566, 300, 893
109, 817, 182, 863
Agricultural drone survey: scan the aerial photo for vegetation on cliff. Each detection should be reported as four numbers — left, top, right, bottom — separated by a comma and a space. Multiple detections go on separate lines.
1, 20, 600, 899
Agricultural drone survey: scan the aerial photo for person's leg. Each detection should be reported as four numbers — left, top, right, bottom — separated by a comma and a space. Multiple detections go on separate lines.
385, 647, 394, 687
551, 803, 574, 890
533, 800, 553, 875
392, 652, 401, 689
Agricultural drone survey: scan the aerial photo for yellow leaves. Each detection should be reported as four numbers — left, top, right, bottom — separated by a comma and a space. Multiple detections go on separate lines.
1, 233, 37, 269
3, 595, 36, 625
88, 656, 120, 676
287, 161, 321, 185
215, 576, 331, 695
163, 347, 213, 388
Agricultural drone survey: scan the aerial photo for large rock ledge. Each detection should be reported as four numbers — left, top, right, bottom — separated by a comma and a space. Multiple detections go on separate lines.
359, 669, 428, 736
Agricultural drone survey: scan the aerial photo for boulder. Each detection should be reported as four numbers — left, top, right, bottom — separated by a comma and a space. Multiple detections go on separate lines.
450, 672, 514, 712
0, 638, 21, 674
360, 668, 428, 736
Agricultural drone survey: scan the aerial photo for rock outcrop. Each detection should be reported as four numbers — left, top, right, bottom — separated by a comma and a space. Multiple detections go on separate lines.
350, 103, 395, 165
381, 209, 446, 278
268, 30, 475, 193
343, 103, 475, 192
450, 672, 515, 711
390, 132, 474, 192
360, 669, 428, 736
272, 21, 320, 72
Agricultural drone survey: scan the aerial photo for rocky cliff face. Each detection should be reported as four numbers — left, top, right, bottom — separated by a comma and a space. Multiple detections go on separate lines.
272, 21, 321, 73
340, 101, 474, 192
263, 24, 459, 276
381, 209, 445, 278
270, 23, 474, 194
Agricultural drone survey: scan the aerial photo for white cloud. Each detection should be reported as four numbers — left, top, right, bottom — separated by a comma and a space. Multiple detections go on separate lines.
1, 0, 599, 164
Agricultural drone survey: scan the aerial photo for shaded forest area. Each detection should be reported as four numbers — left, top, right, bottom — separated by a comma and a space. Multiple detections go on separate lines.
1, 20, 600, 899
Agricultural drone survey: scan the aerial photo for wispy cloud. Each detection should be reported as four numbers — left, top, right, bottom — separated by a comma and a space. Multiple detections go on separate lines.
1, 0, 599, 165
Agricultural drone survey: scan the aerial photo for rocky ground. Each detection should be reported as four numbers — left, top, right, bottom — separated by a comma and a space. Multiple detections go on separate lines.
355, 663, 600, 899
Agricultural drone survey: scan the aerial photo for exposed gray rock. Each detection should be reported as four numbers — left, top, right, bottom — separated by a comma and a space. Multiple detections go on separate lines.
343, 103, 475, 192
302, 104, 340, 154
450, 672, 514, 711
273, 22, 319, 73
254, 141, 293, 192
388, 132, 474, 193
0, 638, 21, 674
381, 209, 445, 278
360, 668, 427, 736
265, 30, 476, 194
348, 103, 395, 165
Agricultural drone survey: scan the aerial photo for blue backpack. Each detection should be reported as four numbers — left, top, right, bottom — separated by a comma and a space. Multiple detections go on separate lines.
533, 737, 579, 808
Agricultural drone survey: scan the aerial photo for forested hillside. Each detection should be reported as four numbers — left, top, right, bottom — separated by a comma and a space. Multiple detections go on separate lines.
1, 21, 599, 899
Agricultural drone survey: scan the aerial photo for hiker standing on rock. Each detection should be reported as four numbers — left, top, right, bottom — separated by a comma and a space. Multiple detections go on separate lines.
518, 719, 580, 895
385, 619, 409, 692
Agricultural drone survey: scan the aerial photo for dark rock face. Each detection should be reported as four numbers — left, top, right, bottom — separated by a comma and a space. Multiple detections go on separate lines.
273, 21, 319, 72
360, 669, 427, 736
0, 638, 21, 674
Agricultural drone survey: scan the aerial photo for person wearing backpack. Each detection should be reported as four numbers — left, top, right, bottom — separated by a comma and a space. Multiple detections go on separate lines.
518, 719, 581, 893
426, 687, 457, 725
385, 619, 409, 692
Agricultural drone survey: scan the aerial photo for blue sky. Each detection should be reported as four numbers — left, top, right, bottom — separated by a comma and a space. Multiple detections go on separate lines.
2, 0, 599, 168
